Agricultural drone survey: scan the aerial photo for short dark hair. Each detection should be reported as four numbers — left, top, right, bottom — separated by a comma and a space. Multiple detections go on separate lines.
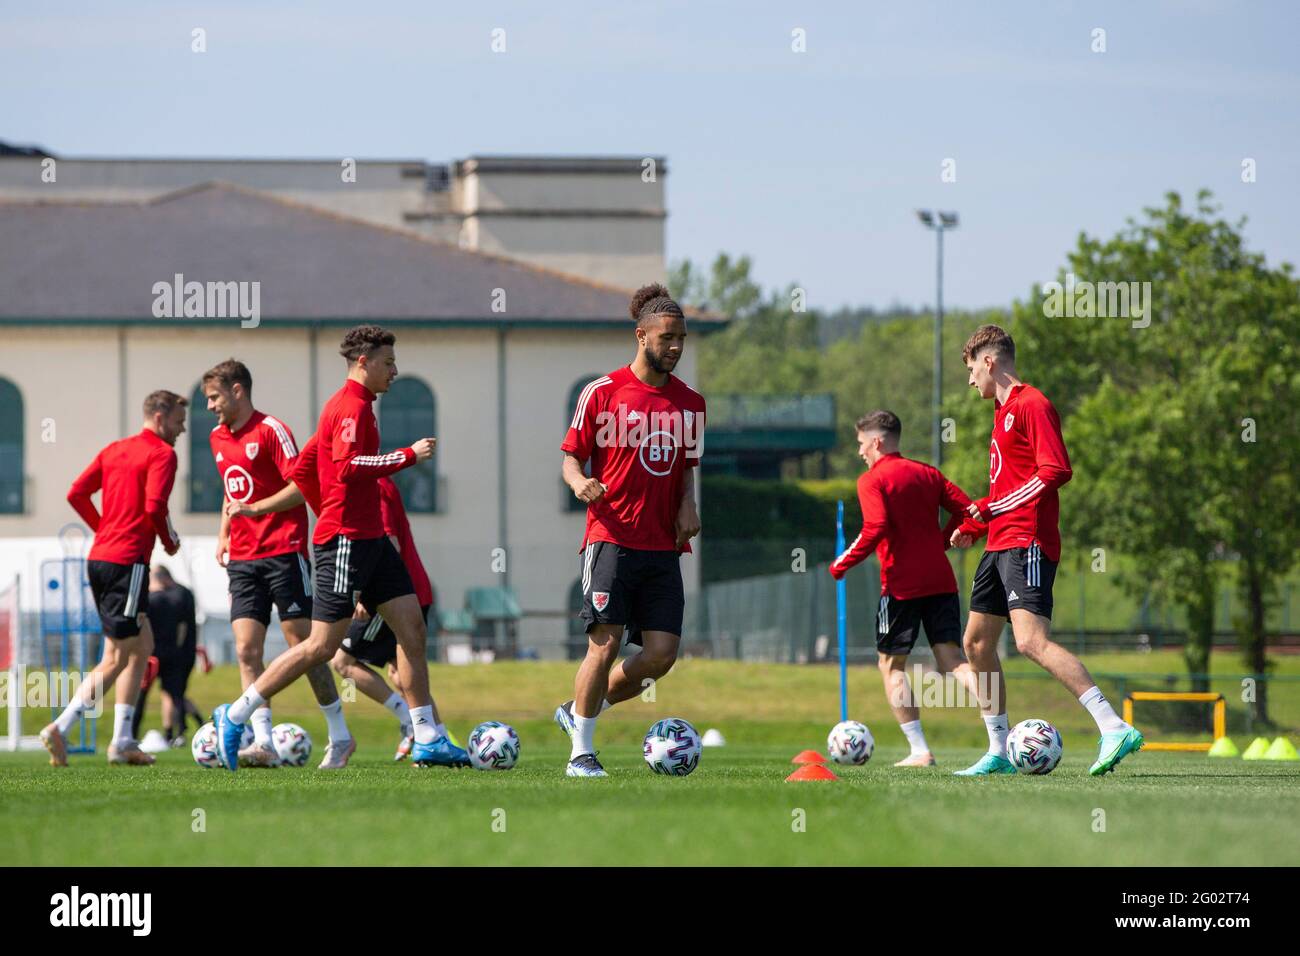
856, 409, 901, 438
142, 390, 187, 419
629, 283, 684, 327
962, 324, 1016, 364
339, 325, 396, 363
201, 358, 252, 395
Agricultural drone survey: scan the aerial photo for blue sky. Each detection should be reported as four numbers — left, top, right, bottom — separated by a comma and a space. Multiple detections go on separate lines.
4, 0, 1297, 310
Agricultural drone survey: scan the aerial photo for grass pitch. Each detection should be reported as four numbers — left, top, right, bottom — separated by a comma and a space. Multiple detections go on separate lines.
3, 655, 1298, 866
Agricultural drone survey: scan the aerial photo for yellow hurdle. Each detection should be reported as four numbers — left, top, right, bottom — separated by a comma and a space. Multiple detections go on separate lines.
1121, 692, 1226, 752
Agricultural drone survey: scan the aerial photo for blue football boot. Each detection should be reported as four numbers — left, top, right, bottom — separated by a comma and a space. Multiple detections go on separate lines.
212, 703, 245, 772
411, 735, 471, 768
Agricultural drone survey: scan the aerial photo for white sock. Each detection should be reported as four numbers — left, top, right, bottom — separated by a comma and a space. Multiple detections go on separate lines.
112, 703, 134, 745
228, 687, 266, 725
1079, 686, 1127, 733
983, 713, 1009, 756
321, 699, 351, 743
384, 692, 411, 725
249, 707, 273, 746
600, 698, 613, 713
55, 695, 90, 735
899, 719, 929, 755
571, 713, 597, 760
434, 721, 449, 741
410, 705, 435, 744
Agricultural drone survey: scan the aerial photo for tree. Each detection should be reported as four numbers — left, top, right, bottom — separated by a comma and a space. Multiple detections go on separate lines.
1012, 191, 1300, 702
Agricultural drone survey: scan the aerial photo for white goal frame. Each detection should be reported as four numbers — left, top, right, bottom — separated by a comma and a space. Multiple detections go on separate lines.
1, 574, 42, 752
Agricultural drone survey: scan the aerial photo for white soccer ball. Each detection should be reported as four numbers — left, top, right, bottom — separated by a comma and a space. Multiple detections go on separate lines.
240, 724, 256, 750
643, 717, 702, 776
271, 722, 313, 767
1006, 718, 1063, 774
468, 721, 520, 770
191, 721, 221, 768
827, 720, 874, 765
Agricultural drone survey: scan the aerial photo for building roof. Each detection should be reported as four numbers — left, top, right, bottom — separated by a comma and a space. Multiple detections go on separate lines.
0, 181, 722, 326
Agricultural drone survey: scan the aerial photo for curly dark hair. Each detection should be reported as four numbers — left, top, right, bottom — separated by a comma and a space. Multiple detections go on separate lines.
339, 324, 396, 363
629, 283, 684, 326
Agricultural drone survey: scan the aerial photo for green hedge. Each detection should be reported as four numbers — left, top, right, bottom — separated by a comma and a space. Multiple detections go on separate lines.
700, 475, 861, 582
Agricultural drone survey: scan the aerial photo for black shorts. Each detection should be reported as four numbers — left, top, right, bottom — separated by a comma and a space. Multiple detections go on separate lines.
227, 552, 313, 625
969, 543, 1057, 619
579, 541, 684, 642
155, 650, 196, 699
876, 591, 962, 655
341, 604, 430, 667
87, 560, 150, 639
312, 535, 414, 624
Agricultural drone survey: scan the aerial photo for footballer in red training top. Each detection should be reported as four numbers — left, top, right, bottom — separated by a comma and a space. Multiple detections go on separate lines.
203, 358, 355, 770
950, 324, 1143, 778
554, 283, 705, 779
211, 325, 466, 772
44, 389, 187, 768
828, 409, 983, 768
231, 436, 446, 762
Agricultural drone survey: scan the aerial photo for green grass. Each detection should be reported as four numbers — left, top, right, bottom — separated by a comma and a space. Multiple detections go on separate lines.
3, 655, 1298, 865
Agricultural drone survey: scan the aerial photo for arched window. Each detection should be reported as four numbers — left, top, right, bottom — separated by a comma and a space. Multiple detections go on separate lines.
380, 377, 437, 513
563, 376, 600, 512
0, 378, 24, 514
188, 383, 223, 513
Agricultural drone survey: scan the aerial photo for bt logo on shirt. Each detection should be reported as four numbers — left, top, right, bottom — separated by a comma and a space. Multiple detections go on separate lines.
989, 439, 1003, 483
224, 465, 256, 502
639, 432, 679, 477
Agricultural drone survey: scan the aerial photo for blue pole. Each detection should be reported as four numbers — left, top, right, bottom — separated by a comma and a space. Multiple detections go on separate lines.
836, 500, 848, 722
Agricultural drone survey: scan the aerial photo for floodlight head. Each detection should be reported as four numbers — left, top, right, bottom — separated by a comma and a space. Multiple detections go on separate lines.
916, 210, 935, 227
939, 212, 959, 228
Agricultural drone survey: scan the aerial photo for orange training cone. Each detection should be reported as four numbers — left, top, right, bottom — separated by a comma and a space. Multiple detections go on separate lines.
792, 750, 828, 765
786, 764, 838, 782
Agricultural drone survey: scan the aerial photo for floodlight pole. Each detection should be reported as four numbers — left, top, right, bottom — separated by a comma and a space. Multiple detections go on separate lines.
916, 211, 958, 469
933, 223, 944, 470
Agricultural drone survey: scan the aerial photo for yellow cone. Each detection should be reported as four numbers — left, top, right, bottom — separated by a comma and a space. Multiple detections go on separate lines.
1263, 737, 1299, 761
1241, 737, 1271, 760
1207, 737, 1239, 758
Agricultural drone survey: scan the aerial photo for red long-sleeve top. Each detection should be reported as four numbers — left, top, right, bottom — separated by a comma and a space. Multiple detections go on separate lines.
964, 383, 1072, 561
829, 453, 971, 599
312, 379, 416, 544
68, 429, 180, 563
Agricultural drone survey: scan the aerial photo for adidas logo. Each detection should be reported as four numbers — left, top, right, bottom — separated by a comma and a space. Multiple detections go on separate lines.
286, 602, 301, 614
627, 410, 641, 422
1008, 590, 1019, 601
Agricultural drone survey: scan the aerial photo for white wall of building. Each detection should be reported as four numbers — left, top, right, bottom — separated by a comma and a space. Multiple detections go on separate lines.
0, 321, 705, 660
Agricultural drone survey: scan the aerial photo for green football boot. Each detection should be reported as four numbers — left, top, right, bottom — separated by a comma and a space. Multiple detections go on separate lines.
1089, 726, 1145, 776
953, 752, 1017, 776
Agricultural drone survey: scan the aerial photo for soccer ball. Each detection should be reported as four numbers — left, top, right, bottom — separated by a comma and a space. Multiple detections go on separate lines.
643, 717, 702, 776
1006, 718, 1064, 774
827, 720, 874, 765
468, 721, 520, 770
191, 721, 221, 768
271, 722, 313, 767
